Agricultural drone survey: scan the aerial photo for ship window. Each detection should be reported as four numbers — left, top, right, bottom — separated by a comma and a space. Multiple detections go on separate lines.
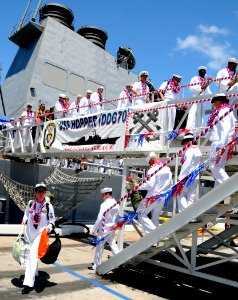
69, 73, 85, 95
88, 81, 106, 94
43, 63, 67, 90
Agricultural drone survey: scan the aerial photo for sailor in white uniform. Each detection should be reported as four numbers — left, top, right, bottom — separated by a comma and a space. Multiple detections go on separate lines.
54, 93, 67, 119
208, 94, 235, 186
177, 133, 202, 212
88, 187, 119, 271
21, 103, 35, 146
136, 152, 172, 233
157, 74, 182, 132
216, 57, 238, 93
117, 83, 134, 109
132, 71, 150, 106
69, 94, 82, 118
89, 86, 105, 114
80, 90, 92, 115
187, 66, 212, 129
21, 183, 55, 294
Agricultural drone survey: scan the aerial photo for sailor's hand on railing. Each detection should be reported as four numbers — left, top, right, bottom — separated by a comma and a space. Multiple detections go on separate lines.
89, 230, 97, 236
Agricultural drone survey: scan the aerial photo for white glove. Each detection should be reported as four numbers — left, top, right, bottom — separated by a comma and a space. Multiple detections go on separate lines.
90, 230, 97, 236
45, 224, 53, 233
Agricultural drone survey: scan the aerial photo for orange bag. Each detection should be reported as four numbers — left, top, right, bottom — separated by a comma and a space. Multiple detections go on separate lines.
38, 229, 49, 258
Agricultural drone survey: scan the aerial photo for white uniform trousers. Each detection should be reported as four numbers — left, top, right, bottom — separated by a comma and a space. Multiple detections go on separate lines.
210, 142, 229, 187
93, 232, 119, 268
23, 233, 41, 287
158, 100, 176, 132
136, 198, 165, 233
177, 179, 198, 212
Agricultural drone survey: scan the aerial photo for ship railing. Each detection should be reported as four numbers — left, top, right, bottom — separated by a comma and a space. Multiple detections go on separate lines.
1, 92, 237, 157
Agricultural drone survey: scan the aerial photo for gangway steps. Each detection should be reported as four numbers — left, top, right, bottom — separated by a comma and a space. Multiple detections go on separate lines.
97, 173, 238, 275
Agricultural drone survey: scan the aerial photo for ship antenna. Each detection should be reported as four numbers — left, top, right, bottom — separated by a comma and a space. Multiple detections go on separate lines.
0, 64, 6, 116
32, 0, 42, 22
17, 0, 33, 31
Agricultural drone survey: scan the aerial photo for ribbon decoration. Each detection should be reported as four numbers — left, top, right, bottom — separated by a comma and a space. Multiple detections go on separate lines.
101, 102, 238, 234
168, 129, 190, 142
138, 134, 145, 146
94, 137, 238, 246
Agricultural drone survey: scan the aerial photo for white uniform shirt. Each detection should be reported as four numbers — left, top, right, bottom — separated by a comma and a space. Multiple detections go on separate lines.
159, 81, 179, 101
138, 165, 172, 198
216, 67, 235, 92
54, 101, 66, 119
69, 101, 81, 118
89, 92, 105, 114
117, 90, 134, 109
80, 96, 90, 115
178, 146, 202, 181
23, 198, 55, 242
189, 75, 212, 96
209, 106, 235, 147
92, 197, 119, 234
21, 111, 35, 126
132, 81, 149, 105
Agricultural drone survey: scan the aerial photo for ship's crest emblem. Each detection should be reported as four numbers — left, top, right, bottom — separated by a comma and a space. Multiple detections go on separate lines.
43, 122, 56, 149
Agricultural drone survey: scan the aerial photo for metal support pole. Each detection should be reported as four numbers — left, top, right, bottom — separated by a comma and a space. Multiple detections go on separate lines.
117, 164, 129, 251
32, 0, 42, 22
17, 0, 32, 31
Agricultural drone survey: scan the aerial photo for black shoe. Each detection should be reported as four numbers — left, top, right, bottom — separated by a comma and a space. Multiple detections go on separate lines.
88, 266, 95, 270
22, 286, 34, 294
229, 240, 238, 247
189, 219, 198, 223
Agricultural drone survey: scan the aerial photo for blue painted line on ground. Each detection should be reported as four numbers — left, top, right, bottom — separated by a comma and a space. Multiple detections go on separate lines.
54, 262, 132, 300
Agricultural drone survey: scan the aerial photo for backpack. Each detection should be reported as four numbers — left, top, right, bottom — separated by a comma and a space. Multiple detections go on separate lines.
40, 229, 61, 264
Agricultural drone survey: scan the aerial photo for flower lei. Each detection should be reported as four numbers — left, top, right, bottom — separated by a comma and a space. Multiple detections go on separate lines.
141, 81, 147, 96
59, 99, 67, 109
98, 93, 103, 106
168, 79, 180, 94
198, 75, 205, 86
75, 100, 80, 112
124, 89, 132, 103
207, 103, 231, 127
29, 198, 46, 228
226, 66, 235, 78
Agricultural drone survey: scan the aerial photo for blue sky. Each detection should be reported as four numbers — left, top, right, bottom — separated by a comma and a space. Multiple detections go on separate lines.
1, 0, 238, 98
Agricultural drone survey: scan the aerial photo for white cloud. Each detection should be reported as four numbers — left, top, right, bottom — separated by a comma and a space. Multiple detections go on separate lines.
198, 24, 229, 35
175, 25, 234, 70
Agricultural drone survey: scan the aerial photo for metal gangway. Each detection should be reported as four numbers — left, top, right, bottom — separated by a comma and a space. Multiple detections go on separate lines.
97, 172, 238, 287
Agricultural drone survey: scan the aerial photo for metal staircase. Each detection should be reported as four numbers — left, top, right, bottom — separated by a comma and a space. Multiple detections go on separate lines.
97, 172, 238, 287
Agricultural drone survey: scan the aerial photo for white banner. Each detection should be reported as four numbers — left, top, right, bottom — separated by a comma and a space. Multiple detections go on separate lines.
41, 109, 128, 154
40, 104, 165, 155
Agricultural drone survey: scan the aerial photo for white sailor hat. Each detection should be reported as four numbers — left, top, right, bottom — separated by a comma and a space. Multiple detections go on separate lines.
146, 151, 157, 162
172, 74, 183, 80
211, 93, 229, 103
126, 83, 133, 87
86, 90, 92, 93
228, 57, 238, 64
101, 187, 112, 194
181, 132, 194, 145
35, 183, 47, 190
77, 94, 82, 98
59, 93, 66, 98
97, 86, 104, 90
198, 66, 207, 71
27, 103, 32, 107
139, 70, 149, 77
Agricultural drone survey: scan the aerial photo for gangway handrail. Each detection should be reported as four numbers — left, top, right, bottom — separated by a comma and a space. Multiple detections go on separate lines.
97, 171, 238, 275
